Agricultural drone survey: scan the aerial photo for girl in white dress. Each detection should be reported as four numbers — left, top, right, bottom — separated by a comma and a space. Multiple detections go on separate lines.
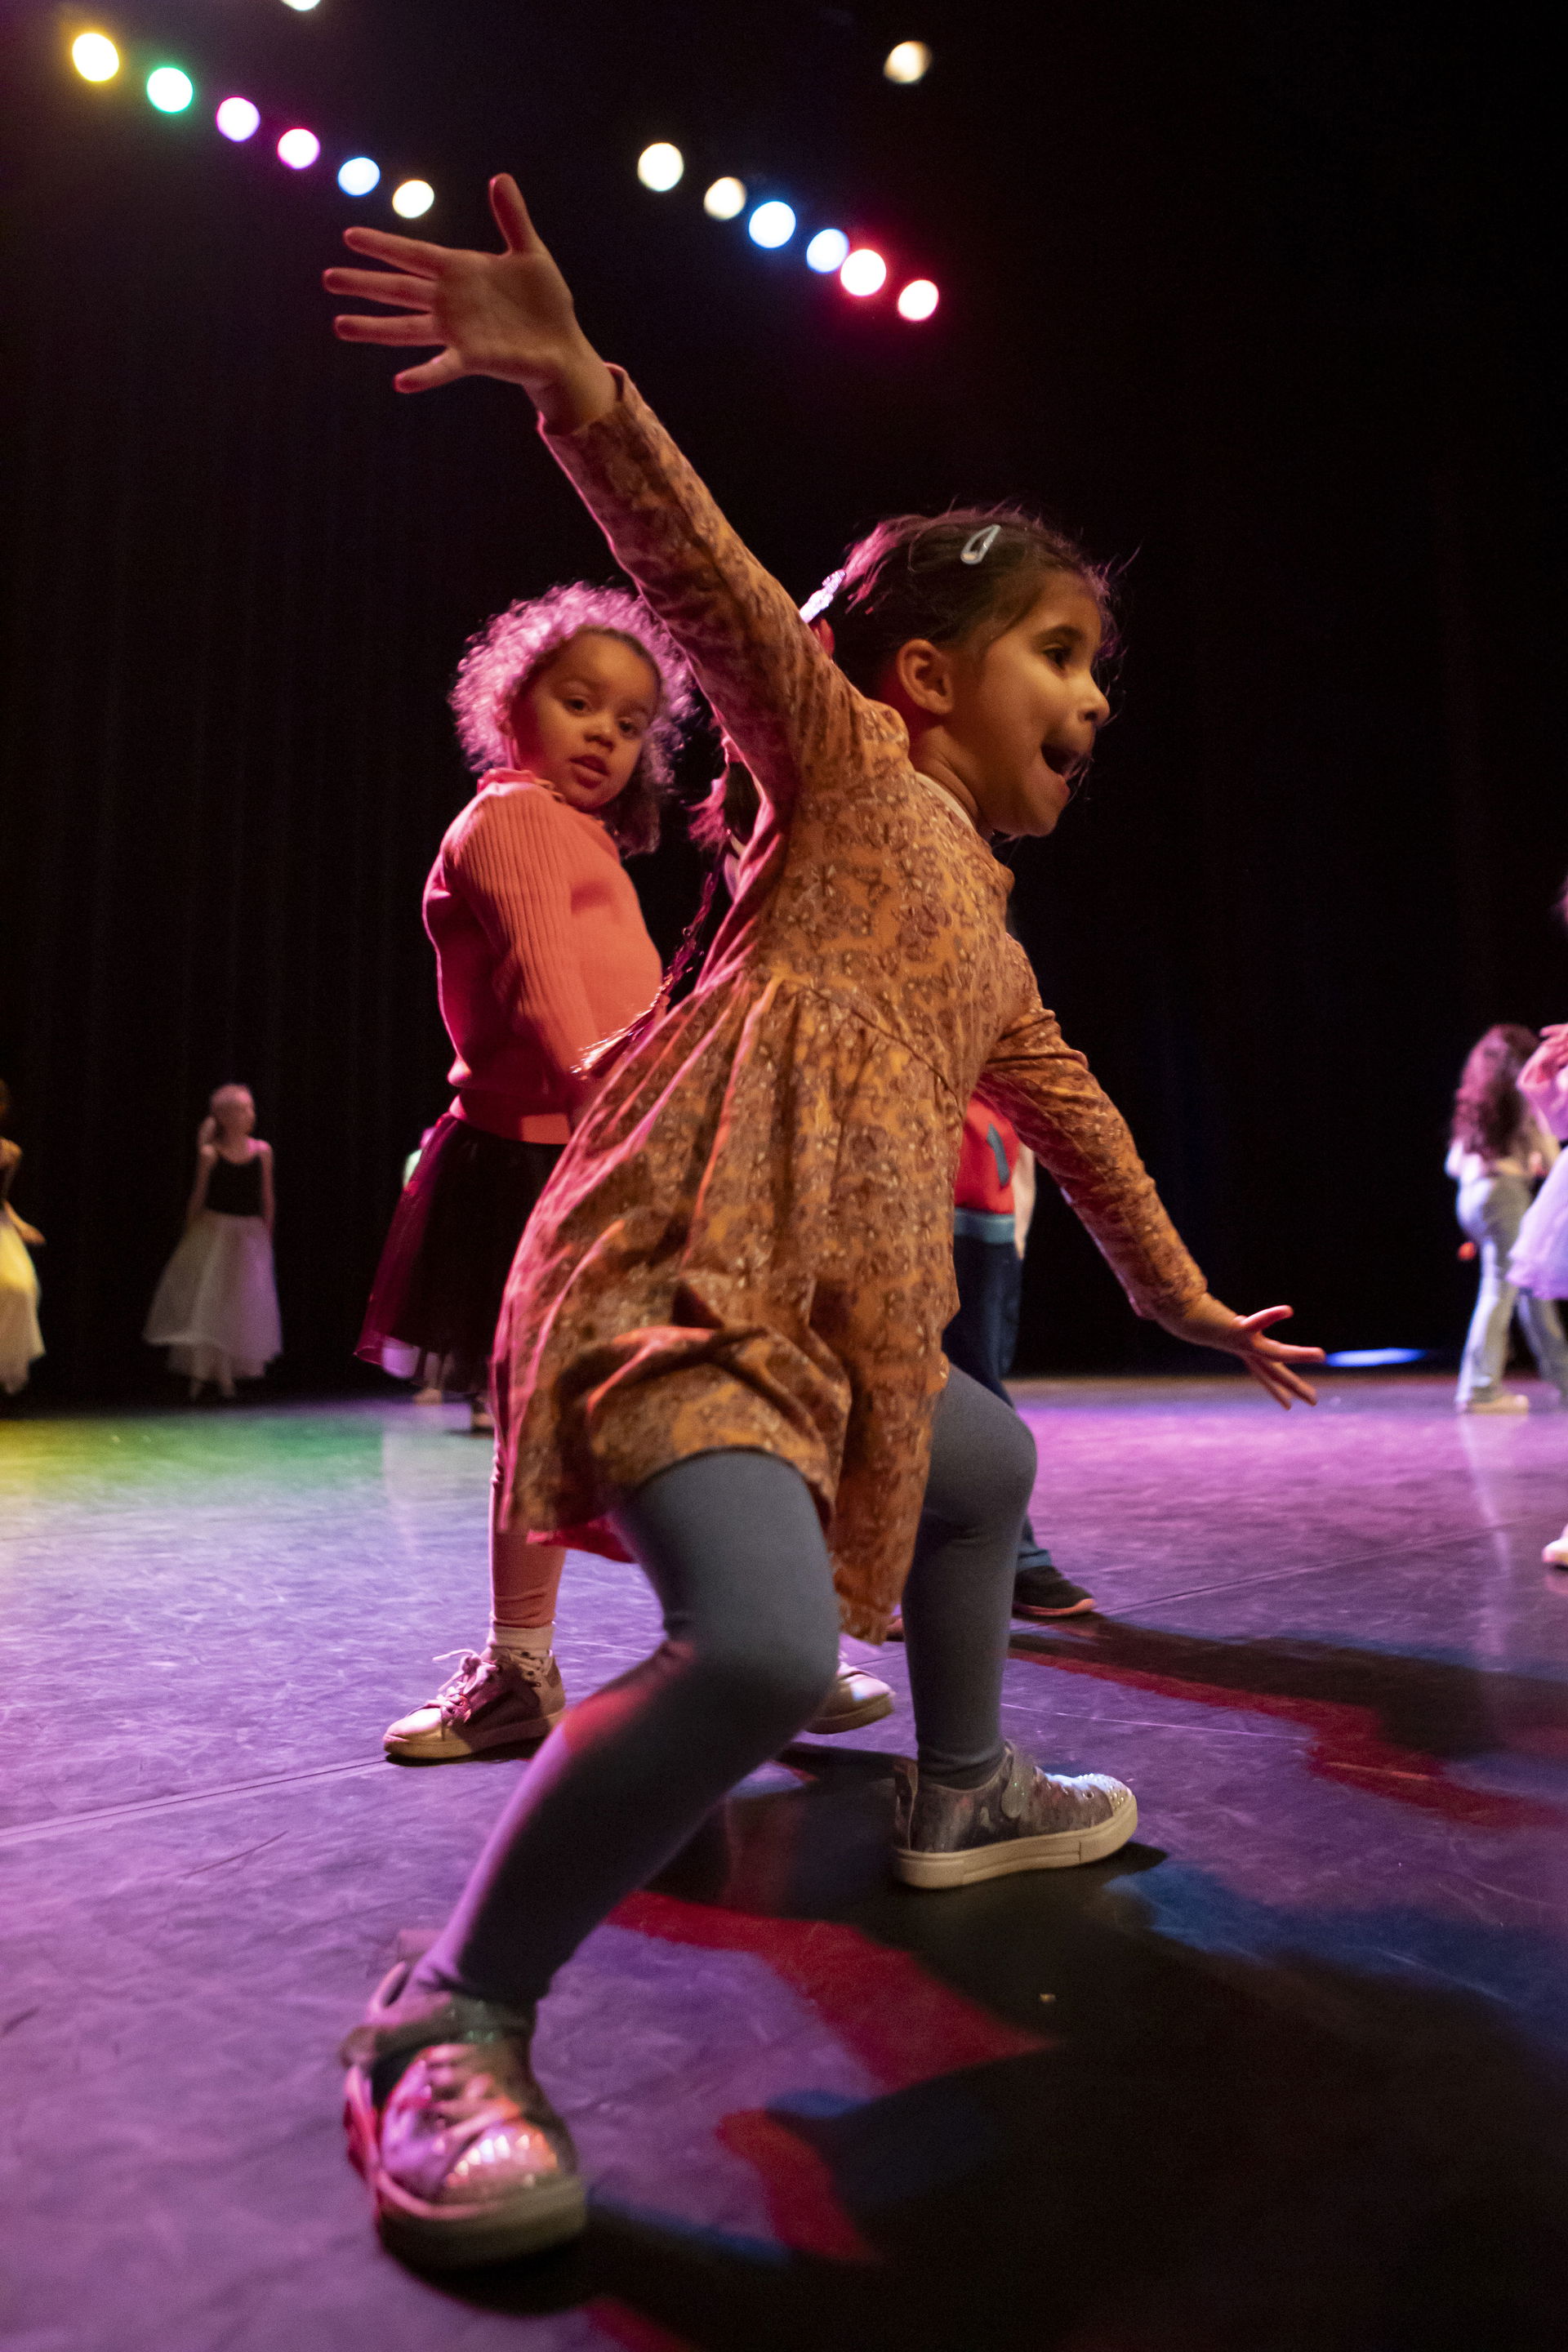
145, 1085, 282, 1399
1510, 1019, 1568, 1564
0, 1080, 45, 1396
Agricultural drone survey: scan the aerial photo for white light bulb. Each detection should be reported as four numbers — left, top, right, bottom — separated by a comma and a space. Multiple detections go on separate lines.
884, 41, 932, 84
636, 143, 684, 193
806, 229, 850, 274
747, 200, 796, 250
703, 176, 746, 220
391, 180, 434, 219
71, 33, 120, 82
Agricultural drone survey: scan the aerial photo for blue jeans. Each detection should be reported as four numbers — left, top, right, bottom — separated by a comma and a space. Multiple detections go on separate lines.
1456, 1174, 1568, 1403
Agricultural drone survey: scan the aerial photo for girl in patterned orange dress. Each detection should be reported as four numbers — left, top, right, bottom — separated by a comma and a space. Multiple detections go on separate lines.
327, 177, 1322, 2267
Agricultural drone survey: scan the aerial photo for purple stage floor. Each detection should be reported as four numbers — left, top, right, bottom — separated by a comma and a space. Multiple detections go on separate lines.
3, 1372, 1567, 2349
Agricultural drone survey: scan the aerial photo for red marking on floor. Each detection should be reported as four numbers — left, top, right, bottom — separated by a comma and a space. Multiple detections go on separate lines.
613, 1891, 1045, 2091
717, 2109, 879, 2261
609, 1892, 1045, 2267
1011, 1646, 1561, 1827
588, 2301, 697, 2352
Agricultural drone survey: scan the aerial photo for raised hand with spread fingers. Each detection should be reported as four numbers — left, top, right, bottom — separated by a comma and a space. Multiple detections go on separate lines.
324, 172, 615, 433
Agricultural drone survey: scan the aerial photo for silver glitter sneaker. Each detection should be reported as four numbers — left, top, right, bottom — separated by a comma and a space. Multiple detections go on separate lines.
891, 1741, 1136, 1887
342, 1959, 585, 2268
383, 1649, 568, 1763
804, 1654, 895, 1734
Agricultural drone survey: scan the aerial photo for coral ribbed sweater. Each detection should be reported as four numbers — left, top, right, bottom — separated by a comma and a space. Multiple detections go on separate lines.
423, 773, 663, 1144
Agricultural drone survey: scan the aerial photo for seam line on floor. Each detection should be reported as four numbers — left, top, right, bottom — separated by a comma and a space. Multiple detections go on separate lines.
0, 1756, 385, 1851
1094, 1517, 1555, 1611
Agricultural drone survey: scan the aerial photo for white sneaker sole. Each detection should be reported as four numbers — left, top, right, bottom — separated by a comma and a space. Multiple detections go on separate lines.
804, 1688, 895, 1735
383, 1705, 566, 1764
891, 1788, 1137, 1887
344, 2071, 586, 2269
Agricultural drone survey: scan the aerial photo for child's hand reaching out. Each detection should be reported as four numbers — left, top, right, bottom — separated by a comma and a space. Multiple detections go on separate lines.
1152, 1295, 1322, 1409
324, 173, 614, 432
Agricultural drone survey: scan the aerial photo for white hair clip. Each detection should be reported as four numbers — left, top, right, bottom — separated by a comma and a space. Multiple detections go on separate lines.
798, 570, 845, 626
960, 524, 1001, 566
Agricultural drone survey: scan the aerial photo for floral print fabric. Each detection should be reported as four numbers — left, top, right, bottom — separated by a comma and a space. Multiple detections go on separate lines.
493, 377, 1205, 1637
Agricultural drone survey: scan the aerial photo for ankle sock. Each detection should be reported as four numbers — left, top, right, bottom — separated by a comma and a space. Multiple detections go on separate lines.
488, 1619, 554, 1659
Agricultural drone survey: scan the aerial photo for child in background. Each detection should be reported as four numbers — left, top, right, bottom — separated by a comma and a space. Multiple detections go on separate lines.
1446, 1024, 1568, 1414
1508, 889, 1568, 1561
365, 585, 684, 1753
145, 1085, 281, 1400
947, 1099, 1096, 1617
0, 1079, 45, 1396
326, 176, 1320, 2266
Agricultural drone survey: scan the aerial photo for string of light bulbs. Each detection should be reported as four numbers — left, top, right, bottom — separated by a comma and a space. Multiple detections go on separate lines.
66, 24, 940, 317
68, 27, 434, 216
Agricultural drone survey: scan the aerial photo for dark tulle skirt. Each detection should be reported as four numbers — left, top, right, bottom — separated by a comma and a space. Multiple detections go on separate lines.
359, 1112, 563, 1394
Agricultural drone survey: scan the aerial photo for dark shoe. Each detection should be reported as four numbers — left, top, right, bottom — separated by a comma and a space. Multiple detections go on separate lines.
1012, 1562, 1097, 1619
384, 1649, 568, 1762
804, 1654, 895, 1734
342, 1960, 585, 2268
890, 1741, 1135, 1888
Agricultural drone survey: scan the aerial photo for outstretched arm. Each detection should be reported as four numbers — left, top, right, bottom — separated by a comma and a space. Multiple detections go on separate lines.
324, 177, 871, 821
978, 965, 1321, 1410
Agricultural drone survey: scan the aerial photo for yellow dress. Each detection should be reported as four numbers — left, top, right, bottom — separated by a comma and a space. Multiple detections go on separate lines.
494, 377, 1205, 1638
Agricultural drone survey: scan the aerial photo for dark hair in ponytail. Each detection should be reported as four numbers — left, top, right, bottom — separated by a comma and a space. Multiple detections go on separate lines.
809, 503, 1115, 697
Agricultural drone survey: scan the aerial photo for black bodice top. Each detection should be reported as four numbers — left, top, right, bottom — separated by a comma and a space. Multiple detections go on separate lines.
207, 1152, 264, 1217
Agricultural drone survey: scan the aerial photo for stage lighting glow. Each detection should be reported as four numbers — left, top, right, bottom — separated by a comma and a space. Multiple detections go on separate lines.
840, 247, 887, 296
277, 127, 320, 169
748, 200, 795, 249
1323, 1348, 1428, 1369
337, 156, 381, 196
884, 40, 932, 83
282, 0, 322, 11
897, 277, 938, 320
71, 33, 120, 82
391, 179, 434, 218
216, 98, 261, 142
806, 229, 849, 274
636, 143, 684, 193
703, 176, 746, 220
146, 66, 195, 114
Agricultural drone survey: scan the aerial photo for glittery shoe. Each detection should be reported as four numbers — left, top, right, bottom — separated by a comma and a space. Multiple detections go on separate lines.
890, 1741, 1136, 1887
383, 1649, 567, 1763
804, 1654, 896, 1733
342, 1959, 585, 2268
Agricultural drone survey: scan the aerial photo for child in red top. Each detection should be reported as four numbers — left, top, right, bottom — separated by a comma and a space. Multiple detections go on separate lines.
362, 585, 687, 1753
947, 1101, 1094, 1615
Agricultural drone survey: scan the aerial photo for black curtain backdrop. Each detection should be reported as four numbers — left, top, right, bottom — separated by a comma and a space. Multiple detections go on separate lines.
2, 0, 1563, 1397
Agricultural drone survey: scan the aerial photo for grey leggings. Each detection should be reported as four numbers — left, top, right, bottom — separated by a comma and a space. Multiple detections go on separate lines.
418, 1365, 1035, 2011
